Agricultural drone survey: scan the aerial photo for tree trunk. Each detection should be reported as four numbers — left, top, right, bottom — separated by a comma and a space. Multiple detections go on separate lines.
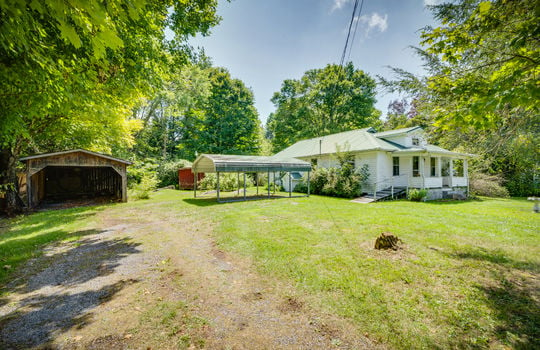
0, 147, 23, 216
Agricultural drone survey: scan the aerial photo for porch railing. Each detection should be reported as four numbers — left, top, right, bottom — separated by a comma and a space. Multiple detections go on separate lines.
370, 174, 409, 200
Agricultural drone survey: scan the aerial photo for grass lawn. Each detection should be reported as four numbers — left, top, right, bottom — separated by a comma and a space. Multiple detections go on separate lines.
1, 190, 538, 349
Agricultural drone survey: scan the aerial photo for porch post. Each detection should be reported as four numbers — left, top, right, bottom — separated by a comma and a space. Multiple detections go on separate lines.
437, 157, 442, 177
420, 156, 426, 189
307, 171, 310, 197
289, 172, 292, 198
449, 159, 454, 187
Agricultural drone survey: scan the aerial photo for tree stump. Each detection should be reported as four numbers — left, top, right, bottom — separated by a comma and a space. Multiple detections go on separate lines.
374, 232, 402, 250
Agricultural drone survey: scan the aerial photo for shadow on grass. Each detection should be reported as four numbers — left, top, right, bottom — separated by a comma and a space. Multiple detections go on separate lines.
183, 195, 290, 207
0, 233, 141, 348
0, 206, 105, 286
478, 277, 540, 349
447, 247, 539, 348
422, 198, 483, 205
445, 247, 540, 273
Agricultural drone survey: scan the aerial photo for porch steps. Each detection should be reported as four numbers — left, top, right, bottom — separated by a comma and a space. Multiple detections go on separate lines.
353, 187, 407, 203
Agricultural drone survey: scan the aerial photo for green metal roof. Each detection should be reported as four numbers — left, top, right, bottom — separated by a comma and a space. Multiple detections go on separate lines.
192, 154, 312, 173
274, 128, 400, 158
373, 126, 422, 138
273, 126, 471, 158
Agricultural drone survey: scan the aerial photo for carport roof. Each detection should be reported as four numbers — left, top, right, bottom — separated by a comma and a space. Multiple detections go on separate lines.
19, 149, 132, 165
192, 154, 311, 173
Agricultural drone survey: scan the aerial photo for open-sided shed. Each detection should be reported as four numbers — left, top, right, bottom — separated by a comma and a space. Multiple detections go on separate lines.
192, 154, 312, 202
20, 149, 131, 208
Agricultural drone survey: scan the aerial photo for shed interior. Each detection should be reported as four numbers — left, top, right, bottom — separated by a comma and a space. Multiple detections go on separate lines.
30, 166, 122, 205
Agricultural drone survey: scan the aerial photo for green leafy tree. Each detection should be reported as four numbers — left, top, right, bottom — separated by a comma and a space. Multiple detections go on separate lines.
0, 0, 220, 214
379, 0, 539, 196
267, 62, 381, 152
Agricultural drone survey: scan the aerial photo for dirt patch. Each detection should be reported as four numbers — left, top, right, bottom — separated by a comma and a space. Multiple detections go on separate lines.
278, 296, 304, 313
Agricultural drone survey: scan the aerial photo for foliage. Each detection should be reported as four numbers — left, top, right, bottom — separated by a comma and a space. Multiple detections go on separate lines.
296, 149, 370, 198
469, 172, 510, 198
0, 0, 220, 214
267, 62, 381, 152
198, 173, 246, 192
407, 188, 428, 202
157, 159, 191, 188
379, 0, 539, 197
130, 173, 159, 200
133, 65, 262, 161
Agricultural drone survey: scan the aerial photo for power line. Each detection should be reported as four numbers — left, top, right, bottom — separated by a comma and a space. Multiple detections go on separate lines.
347, 0, 364, 63
339, 0, 359, 67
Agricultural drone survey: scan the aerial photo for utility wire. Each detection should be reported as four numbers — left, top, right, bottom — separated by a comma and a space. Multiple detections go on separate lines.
339, 0, 359, 67
347, 0, 365, 63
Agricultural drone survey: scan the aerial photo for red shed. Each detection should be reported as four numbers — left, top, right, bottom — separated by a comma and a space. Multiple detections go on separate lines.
178, 167, 204, 190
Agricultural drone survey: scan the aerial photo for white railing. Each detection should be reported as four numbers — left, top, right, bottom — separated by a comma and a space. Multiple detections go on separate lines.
370, 174, 409, 199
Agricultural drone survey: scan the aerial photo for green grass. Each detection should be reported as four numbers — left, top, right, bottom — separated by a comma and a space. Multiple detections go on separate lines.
0, 205, 105, 286
1, 190, 538, 349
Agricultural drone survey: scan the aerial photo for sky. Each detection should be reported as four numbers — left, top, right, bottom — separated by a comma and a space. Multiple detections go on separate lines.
190, 0, 439, 125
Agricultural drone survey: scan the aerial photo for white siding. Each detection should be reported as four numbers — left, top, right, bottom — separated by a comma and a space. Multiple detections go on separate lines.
355, 152, 377, 189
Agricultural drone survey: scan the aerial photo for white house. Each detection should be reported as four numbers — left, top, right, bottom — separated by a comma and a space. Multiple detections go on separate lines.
274, 126, 471, 200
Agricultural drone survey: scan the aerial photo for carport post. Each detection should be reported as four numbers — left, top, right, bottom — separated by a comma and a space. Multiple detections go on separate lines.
237, 172, 240, 196
217, 171, 220, 202
243, 173, 247, 200
267, 170, 270, 198
307, 171, 310, 197
289, 172, 292, 198
193, 171, 197, 198
256, 173, 259, 196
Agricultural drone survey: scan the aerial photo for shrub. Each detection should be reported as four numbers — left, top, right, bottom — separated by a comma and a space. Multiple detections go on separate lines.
157, 159, 191, 188
470, 173, 510, 198
127, 159, 159, 188
294, 164, 369, 199
130, 173, 158, 200
407, 188, 428, 202
198, 173, 245, 191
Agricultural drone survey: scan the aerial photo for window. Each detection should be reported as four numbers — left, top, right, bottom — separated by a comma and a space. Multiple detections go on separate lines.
412, 137, 420, 146
430, 157, 436, 177
393, 157, 400, 176
413, 156, 420, 177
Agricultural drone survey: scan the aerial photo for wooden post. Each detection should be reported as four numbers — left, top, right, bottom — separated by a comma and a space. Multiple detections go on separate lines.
121, 168, 127, 202
26, 170, 32, 208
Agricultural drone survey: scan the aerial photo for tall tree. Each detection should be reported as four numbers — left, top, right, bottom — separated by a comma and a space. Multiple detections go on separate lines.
133, 66, 262, 161
0, 0, 220, 213
379, 0, 539, 196
181, 67, 262, 158
267, 62, 381, 153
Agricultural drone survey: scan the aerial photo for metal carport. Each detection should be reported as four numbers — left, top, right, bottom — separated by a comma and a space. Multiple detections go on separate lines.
191, 154, 312, 202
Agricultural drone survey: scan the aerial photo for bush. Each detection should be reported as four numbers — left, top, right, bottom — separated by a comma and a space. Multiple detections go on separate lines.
130, 173, 158, 200
157, 159, 191, 188
470, 173, 510, 198
127, 159, 159, 188
198, 173, 245, 191
407, 188, 428, 202
294, 163, 370, 199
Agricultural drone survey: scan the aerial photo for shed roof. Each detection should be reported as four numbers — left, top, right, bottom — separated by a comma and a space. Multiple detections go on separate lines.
192, 154, 311, 173
274, 128, 399, 158
19, 149, 132, 165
